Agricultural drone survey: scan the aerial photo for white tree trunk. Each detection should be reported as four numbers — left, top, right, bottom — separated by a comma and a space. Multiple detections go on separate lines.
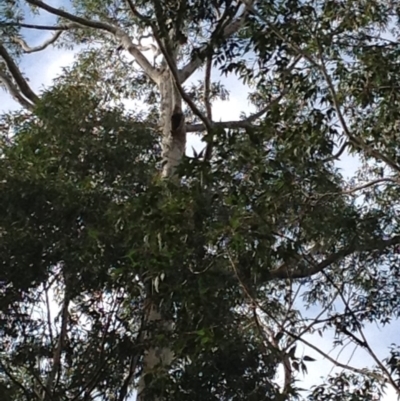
159, 69, 186, 178
136, 68, 186, 401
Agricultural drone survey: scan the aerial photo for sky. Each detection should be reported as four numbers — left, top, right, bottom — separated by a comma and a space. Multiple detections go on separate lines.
0, 3, 399, 400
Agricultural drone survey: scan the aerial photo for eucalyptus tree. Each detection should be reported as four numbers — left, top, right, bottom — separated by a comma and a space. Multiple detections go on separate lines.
2, 0, 400, 400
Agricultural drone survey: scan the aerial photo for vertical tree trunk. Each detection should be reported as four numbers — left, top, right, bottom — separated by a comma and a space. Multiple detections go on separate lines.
136, 68, 186, 401
159, 69, 186, 178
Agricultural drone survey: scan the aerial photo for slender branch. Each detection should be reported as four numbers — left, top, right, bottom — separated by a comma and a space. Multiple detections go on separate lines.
25, 0, 159, 82
314, 177, 400, 202
203, 53, 214, 160
125, 0, 147, 20
0, 22, 70, 30
0, 71, 35, 110
0, 43, 39, 103
26, 0, 116, 31
288, 331, 381, 378
270, 234, 400, 280
44, 286, 54, 347
204, 55, 213, 120
12, 31, 63, 53
322, 141, 350, 162
342, 177, 398, 195
186, 89, 289, 133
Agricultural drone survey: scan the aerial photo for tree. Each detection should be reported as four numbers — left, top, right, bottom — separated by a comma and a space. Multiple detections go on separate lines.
1, 0, 400, 400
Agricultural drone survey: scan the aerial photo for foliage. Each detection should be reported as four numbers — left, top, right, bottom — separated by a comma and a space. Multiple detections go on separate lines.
1, 0, 400, 400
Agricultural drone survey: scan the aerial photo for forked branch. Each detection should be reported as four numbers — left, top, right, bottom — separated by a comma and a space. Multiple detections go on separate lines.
25, 0, 160, 82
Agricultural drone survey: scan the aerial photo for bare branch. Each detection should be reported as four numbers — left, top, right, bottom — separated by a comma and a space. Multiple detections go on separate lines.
44, 286, 54, 346
0, 71, 35, 110
204, 55, 213, 120
186, 119, 252, 132
25, 0, 160, 82
0, 45, 39, 105
186, 89, 289, 133
12, 30, 63, 53
0, 22, 70, 30
289, 331, 380, 377
342, 177, 399, 195
270, 234, 400, 280
322, 141, 350, 162
26, 0, 116, 31
125, 0, 147, 20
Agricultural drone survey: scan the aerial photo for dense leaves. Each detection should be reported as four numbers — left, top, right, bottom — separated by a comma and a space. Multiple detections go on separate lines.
1, 0, 400, 400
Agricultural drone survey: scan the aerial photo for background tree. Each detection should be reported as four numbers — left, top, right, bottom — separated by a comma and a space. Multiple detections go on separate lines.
2, 0, 400, 400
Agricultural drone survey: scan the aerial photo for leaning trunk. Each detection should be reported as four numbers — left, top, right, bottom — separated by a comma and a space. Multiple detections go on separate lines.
136, 67, 186, 400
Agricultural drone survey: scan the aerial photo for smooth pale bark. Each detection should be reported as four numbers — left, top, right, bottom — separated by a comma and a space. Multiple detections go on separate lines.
159, 69, 186, 178
136, 68, 185, 401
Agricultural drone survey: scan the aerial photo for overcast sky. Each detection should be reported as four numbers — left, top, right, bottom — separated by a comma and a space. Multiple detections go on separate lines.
1, 4, 399, 399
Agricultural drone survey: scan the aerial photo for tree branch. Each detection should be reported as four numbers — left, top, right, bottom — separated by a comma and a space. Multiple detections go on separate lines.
270, 234, 400, 280
186, 88, 289, 133
288, 331, 378, 377
0, 43, 39, 103
25, 0, 160, 82
12, 31, 63, 53
26, 0, 116, 31
118, 315, 145, 401
0, 71, 35, 110
204, 55, 213, 120
322, 141, 350, 162
0, 22, 70, 30
125, 0, 147, 20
